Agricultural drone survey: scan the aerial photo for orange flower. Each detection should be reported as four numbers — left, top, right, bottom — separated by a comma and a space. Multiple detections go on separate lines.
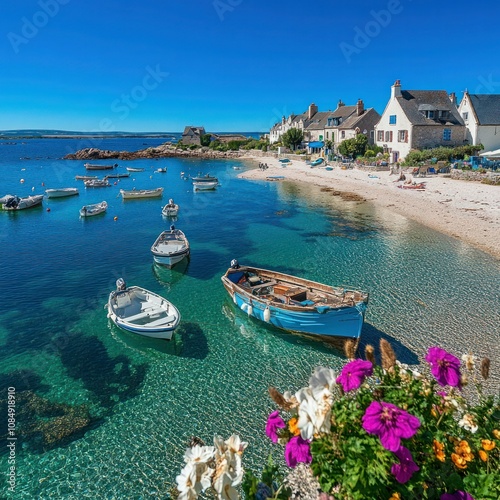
288, 417, 300, 436
433, 439, 446, 462
482, 439, 496, 451
492, 429, 500, 440
479, 450, 488, 462
451, 440, 474, 469
389, 493, 401, 500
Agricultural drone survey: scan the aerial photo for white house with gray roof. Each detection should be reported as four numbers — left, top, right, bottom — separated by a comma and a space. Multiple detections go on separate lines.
374, 80, 465, 162
458, 91, 500, 152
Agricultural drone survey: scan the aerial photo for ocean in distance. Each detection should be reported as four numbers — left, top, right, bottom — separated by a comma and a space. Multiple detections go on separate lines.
0, 137, 499, 498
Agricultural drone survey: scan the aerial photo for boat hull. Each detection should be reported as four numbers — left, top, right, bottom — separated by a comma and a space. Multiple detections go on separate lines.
193, 181, 218, 190
120, 188, 163, 199
221, 266, 368, 340
151, 229, 190, 268
84, 163, 117, 170
107, 286, 180, 339
45, 188, 79, 198
80, 201, 107, 217
152, 250, 189, 267
2, 195, 43, 210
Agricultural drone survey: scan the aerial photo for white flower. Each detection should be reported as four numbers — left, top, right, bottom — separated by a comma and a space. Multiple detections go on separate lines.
458, 413, 478, 433
309, 366, 336, 402
461, 353, 476, 371
296, 387, 331, 440
184, 445, 215, 465
213, 470, 240, 500
176, 463, 200, 500
224, 434, 248, 456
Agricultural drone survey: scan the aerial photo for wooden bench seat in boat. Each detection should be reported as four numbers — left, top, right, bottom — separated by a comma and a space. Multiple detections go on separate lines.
125, 307, 162, 322
146, 315, 176, 327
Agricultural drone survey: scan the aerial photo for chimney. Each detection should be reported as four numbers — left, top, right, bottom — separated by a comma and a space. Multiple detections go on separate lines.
391, 79, 402, 99
356, 99, 364, 116
308, 103, 318, 119
337, 99, 345, 108
449, 92, 456, 105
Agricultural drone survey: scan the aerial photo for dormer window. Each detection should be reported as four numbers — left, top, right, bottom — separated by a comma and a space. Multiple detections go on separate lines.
439, 110, 449, 120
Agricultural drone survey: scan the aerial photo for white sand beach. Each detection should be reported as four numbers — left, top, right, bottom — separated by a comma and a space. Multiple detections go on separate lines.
240, 156, 500, 260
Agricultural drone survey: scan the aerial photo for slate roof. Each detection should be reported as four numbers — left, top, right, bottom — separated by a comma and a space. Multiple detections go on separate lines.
398, 91, 464, 126
468, 94, 500, 125
339, 108, 381, 130
305, 112, 332, 130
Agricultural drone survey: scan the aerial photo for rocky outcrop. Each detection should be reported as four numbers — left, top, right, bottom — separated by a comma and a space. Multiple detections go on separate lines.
64, 143, 246, 160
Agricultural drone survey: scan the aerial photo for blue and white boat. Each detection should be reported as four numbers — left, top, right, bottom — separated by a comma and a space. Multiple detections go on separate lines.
221, 261, 368, 341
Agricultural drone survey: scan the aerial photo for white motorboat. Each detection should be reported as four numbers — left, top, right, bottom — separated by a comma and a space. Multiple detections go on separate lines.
45, 187, 79, 198
193, 181, 218, 191
84, 179, 110, 188
75, 175, 98, 181
151, 226, 190, 268
192, 173, 218, 182
79, 201, 107, 217
126, 167, 145, 172
162, 198, 179, 217
1, 194, 44, 210
107, 278, 181, 339
120, 187, 163, 199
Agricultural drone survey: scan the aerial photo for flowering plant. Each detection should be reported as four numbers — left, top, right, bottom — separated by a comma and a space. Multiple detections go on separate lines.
262, 340, 499, 499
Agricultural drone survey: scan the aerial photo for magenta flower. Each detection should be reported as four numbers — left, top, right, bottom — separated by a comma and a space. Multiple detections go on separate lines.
425, 347, 462, 388
265, 411, 286, 443
284, 435, 312, 468
390, 446, 420, 483
441, 492, 474, 500
336, 359, 373, 392
362, 401, 420, 451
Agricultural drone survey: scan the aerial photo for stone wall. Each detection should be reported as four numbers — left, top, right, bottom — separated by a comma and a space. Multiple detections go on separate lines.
450, 169, 500, 183
411, 125, 465, 150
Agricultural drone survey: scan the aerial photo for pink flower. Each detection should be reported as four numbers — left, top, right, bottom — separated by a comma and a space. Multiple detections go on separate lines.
265, 411, 285, 443
362, 401, 420, 452
425, 347, 461, 388
390, 446, 419, 483
284, 435, 312, 468
441, 491, 474, 500
336, 359, 373, 392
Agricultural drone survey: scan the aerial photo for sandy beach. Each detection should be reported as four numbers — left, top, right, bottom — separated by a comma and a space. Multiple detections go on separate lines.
240, 156, 500, 260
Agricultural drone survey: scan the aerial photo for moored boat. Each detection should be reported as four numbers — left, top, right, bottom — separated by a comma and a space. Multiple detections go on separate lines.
79, 200, 107, 217
1, 194, 44, 210
221, 260, 369, 341
126, 167, 145, 172
162, 198, 179, 217
193, 181, 218, 191
191, 173, 218, 182
120, 187, 163, 199
45, 187, 79, 198
104, 172, 130, 179
84, 179, 111, 188
75, 175, 98, 181
151, 226, 190, 268
84, 163, 118, 170
107, 278, 181, 339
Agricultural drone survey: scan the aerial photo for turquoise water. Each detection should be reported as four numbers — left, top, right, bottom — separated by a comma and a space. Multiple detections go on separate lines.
0, 139, 499, 498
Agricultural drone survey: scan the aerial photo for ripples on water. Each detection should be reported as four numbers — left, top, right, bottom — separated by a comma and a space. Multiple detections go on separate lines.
0, 139, 498, 498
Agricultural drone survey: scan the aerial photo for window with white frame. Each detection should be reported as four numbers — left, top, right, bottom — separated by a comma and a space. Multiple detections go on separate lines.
377, 130, 384, 141
385, 131, 393, 142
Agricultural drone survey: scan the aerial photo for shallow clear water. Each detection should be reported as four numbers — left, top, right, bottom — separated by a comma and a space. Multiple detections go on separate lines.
0, 139, 499, 498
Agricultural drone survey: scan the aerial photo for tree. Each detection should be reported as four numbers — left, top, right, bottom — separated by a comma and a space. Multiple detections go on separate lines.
338, 133, 368, 158
281, 128, 304, 150
200, 134, 212, 147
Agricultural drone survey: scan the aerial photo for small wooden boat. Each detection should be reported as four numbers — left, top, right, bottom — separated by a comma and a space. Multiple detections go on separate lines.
84, 163, 118, 170
79, 200, 107, 217
193, 181, 218, 191
45, 187, 79, 198
191, 173, 218, 182
221, 261, 369, 341
75, 175, 98, 181
151, 226, 190, 268
309, 158, 324, 167
120, 187, 163, 199
162, 199, 179, 217
2, 194, 43, 210
84, 179, 110, 188
156, 167, 167, 173
107, 278, 181, 339
104, 172, 130, 179
126, 167, 145, 172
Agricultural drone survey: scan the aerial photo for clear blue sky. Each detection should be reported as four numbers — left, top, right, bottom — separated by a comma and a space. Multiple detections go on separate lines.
1, 0, 499, 133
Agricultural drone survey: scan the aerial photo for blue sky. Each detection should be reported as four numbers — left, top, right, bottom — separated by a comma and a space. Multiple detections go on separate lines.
1, 0, 499, 133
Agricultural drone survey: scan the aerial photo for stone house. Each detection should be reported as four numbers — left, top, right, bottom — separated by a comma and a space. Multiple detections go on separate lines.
374, 80, 465, 163
324, 99, 380, 152
458, 91, 500, 152
181, 126, 206, 145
